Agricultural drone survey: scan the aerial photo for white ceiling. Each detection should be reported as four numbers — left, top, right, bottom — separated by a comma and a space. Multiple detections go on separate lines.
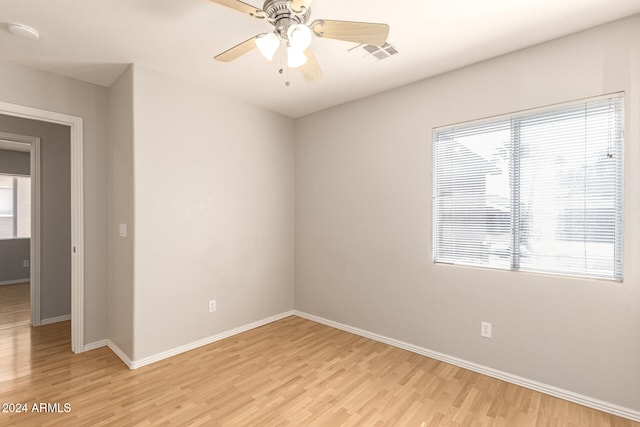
0, 0, 639, 118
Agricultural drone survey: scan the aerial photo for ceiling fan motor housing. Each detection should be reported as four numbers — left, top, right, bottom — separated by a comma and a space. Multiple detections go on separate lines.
263, 0, 310, 36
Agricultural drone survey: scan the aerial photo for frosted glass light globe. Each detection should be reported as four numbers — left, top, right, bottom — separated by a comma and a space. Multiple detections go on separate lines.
256, 32, 280, 61
287, 24, 312, 51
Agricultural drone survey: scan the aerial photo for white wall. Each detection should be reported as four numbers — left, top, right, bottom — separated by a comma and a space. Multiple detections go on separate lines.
0, 60, 108, 342
107, 66, 135, 356
295, 15, 640, 412
131, 66, 295, 360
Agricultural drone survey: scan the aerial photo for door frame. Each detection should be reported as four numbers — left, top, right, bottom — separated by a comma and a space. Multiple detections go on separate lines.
0, 101, 84, 353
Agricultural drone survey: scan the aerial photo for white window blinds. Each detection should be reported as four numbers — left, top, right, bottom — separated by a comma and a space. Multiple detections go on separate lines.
433, 95, 624, 280
0, 175, 31, 239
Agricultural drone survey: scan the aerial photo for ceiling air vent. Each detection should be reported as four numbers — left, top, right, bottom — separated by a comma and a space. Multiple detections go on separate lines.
349, 43, 398, 62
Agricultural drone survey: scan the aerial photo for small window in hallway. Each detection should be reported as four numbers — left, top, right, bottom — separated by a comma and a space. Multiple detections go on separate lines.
0, 175, 30, 239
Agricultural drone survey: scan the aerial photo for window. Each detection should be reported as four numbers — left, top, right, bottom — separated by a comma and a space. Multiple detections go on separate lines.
432, 95, 623, 280
0, 174, 31, 239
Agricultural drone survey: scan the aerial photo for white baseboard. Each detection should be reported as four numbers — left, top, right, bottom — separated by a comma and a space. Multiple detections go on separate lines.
0, 279, 29, 286
107, 340, 135, 369
83, 339, 108, 352
40, 314, 71, 325
105, 310, 295, 370
293, 310, 640, 423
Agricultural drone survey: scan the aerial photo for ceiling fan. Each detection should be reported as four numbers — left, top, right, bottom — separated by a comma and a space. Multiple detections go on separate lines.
208, 0, 390, 83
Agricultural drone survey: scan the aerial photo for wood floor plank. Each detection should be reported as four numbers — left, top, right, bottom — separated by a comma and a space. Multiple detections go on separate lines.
0, 283, 30, 329
0, 316, 638, 426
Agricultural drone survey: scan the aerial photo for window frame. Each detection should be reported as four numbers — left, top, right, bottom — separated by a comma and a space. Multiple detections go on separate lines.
431, 93, 624, 281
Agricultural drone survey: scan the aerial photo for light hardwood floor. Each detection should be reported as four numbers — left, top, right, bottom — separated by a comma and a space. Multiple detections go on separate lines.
0, 282, 30, 329
0, 316, 637, 426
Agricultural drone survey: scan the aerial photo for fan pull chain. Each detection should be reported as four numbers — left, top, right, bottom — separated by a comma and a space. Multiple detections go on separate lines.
278, 40, 291, 87
277, 38, 291, 87
278, 67, 291, 86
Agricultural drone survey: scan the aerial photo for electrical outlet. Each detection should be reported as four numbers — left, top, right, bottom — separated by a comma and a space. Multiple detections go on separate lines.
23, 260, 29, 268
208, 300, 216, 313
481, 322, 492, 338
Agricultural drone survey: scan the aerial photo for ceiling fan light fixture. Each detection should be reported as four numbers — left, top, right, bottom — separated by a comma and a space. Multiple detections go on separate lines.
287, 46, 308, 68
208, 0, 390, 83
287, 24, 312, 51
256, 32, 280, 61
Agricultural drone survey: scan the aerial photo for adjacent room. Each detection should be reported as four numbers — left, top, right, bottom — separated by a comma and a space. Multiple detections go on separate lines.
0, 144, 31, 329
0, 0, 639, 425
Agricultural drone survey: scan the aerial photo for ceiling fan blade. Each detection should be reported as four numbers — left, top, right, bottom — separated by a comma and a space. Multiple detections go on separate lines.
214, 36, 258, 62
299, 49, 322, 83
290, 0, 314, 13
311, 19, 389, 46
205, 0, 264, 18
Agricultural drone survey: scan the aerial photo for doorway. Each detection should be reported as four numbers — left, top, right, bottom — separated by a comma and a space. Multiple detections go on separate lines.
0, 133, 38, 329
0, 101, 84, 353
